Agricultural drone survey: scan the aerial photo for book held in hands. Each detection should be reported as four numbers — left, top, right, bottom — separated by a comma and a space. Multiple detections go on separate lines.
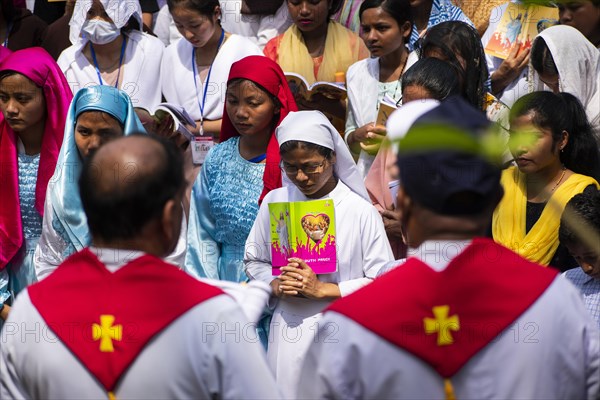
484, 3, 558, 60
269, 199, 337, 276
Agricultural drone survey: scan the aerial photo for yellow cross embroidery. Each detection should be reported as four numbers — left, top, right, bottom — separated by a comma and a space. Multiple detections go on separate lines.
92, 315, 123, 352
423, 305, 460, 346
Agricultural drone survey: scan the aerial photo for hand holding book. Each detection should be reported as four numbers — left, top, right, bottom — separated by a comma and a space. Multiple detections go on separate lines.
277, 258, 341, 300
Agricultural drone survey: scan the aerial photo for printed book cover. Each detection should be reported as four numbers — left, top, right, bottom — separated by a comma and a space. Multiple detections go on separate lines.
269, 198, 337, 275
484, 3, 558, 60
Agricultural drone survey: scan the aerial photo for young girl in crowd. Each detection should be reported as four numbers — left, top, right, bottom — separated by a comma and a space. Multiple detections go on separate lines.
185, 56, 297, 282
245, 110, 392, 398
58, 0, 164, 113
264, 0, 369, 126
493, 91, 600, 271
0, 48, 72, 321
34, 86, 187, 280
529, 25, 600, 140
162, 0, 262, 139
345, 0, 416, 178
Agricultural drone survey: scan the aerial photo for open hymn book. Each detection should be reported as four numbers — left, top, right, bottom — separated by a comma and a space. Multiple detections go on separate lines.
141, 103, 197, 142
269, 199, 337, 276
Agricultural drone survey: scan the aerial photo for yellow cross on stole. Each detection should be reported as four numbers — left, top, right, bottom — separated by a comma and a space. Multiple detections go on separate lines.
92, 315, 123, 352
423, 305, 460, 346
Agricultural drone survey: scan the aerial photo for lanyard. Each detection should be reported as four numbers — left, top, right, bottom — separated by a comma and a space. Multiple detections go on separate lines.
2, 21, 12, 47
90, 36, 127, 88
192, 29, 225, 125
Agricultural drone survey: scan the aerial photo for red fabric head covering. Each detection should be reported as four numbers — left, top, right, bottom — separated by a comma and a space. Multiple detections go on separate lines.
0, 47, 73, 270
219, 55, 297, 204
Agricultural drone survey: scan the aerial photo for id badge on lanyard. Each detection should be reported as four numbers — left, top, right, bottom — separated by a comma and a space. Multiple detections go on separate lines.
191, 135, 214, 165
191, 30, 224, 165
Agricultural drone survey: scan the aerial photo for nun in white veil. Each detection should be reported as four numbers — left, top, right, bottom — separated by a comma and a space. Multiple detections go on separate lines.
244, 110, 393, 399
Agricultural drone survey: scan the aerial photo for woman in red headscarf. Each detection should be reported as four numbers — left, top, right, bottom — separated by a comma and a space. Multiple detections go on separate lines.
185, 55, 297, 284
0, 47, 72, 321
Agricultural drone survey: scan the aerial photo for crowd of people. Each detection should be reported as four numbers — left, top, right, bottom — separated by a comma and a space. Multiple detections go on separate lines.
0, 0, 599, 398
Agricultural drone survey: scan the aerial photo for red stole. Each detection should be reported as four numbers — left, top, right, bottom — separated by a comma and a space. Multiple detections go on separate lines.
28, 249, 224, 391
328, 238, 558, 378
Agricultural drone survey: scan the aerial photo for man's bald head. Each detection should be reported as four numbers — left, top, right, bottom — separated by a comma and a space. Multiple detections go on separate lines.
79, 134, 185, 246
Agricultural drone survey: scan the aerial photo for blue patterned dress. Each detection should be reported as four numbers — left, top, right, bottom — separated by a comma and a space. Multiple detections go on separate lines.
0, 153, 42, 307
408, 0, 474, 51
185, 137, 266, 282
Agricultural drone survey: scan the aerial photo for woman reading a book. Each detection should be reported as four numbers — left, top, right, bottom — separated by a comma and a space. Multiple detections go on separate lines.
161, 0, 262, 140
529, 25, 600, 141
345, 0, 417, 178
263, 0, 369, 127
0, 48, 72, 322
245, 110, 393, 398
492, 91, 600, 271
185, 55, 297, 283
57, 0, 164, 119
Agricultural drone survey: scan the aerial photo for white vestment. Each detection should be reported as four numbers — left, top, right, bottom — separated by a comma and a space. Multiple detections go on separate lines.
160, 35, 262, 122
57, 31, 164, 111
298, 240, 600, 399
245, 181, 393, 398
1, 249, 280, 400
345, 52, 418, 178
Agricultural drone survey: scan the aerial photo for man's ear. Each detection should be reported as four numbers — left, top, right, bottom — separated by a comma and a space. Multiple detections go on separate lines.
160, 198, 182, 256
397, 185, 412, 245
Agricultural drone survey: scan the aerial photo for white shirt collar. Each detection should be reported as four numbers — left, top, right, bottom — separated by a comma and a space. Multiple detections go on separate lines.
408, 239, 473, 272
88, 247, 146, 273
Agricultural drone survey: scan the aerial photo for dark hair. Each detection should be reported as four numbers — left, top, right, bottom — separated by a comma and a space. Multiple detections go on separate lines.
286, 0, 343, 19
79, 134, 185, 241
280, 140, 334, 159
227, 78, 282, 110
530, 37, 558, 76
418, 21, 489, 110
559, 187, 600, 246
329, 0, 344, 18
359, 0, 412, 28
167, 0, 220, 17
401, 58, 460, 101
510, 91, 600, 180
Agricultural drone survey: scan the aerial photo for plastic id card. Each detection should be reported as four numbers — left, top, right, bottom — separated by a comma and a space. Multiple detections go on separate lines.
191, 136, 214, 165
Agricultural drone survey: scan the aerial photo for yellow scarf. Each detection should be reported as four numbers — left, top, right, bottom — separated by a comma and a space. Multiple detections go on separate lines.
278, 20, 358, 84
492, 166, 599, 265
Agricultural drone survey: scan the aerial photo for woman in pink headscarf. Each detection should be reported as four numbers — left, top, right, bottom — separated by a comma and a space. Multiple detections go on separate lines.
0, 47, 72, 321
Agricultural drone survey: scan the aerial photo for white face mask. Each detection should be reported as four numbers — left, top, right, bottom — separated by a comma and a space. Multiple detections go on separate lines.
82, 19, 121, 45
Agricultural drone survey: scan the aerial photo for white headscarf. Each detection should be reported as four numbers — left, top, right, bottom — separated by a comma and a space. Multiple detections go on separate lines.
69, 0, 143, 45
529, 25, 600, 137
276, 111, 370, 202
386, 99, 440, 155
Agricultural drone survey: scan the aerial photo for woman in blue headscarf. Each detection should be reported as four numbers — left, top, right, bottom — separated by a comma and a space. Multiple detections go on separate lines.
34, 85, 186, 280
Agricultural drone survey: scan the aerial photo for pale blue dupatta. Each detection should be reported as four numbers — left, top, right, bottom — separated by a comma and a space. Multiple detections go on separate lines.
49, 85, 146, 252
